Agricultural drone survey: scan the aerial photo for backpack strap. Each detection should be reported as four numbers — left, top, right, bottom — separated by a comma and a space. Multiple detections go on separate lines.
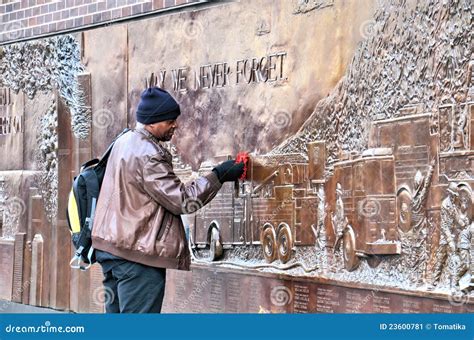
80, 158, 99, 172
97, 128, 131, 167
69, 197, 97, 271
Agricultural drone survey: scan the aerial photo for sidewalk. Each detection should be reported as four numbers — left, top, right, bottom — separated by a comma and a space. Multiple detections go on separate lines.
0, 300, 69, 313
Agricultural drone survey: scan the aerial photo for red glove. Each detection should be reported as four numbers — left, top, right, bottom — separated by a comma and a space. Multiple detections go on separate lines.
235, 152, 249, 180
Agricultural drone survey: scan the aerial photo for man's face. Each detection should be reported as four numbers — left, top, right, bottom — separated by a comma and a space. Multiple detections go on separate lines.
146, 119, 178, 141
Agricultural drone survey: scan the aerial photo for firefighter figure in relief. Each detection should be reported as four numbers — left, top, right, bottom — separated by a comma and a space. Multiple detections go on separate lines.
332, 183, 348, 253
409, 158, 435, 285
429, 182, 461, 290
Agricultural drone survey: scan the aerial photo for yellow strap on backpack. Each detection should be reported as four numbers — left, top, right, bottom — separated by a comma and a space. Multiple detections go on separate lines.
67, 189, 81, 234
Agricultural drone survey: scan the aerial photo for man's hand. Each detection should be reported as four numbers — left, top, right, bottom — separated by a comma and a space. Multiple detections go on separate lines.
212, 160, 245, 183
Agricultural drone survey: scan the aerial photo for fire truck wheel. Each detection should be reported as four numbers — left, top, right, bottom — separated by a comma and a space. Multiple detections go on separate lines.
261, 226, 277, 263
277, 223, 293, 264
367, 255, 382, 268
209, 226, 223, 261
342, 226, 360, 271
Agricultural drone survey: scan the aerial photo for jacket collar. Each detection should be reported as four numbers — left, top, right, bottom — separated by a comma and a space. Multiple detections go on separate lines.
135, 127, 173, 162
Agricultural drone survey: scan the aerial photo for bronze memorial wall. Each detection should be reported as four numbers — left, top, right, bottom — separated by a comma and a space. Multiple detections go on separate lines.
0, 0, 473, 313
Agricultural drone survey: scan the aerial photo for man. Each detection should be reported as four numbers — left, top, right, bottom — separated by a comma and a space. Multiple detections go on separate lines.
91, 87, 244, 313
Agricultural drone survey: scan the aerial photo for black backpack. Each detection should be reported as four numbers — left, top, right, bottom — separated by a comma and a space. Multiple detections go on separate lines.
67, 128, 130, 270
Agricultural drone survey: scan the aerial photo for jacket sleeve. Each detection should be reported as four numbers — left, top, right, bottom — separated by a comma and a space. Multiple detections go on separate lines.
142, 155, 223, 215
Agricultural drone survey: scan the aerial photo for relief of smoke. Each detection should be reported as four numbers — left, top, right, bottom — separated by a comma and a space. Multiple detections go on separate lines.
271, 0, 473, 160
0, 35, 90, 139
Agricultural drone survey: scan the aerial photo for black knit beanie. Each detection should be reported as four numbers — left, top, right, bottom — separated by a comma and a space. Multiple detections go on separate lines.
136, 87, 181, 124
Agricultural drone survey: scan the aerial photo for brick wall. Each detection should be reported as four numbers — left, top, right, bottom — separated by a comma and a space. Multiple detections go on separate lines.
0, 0, 201, 44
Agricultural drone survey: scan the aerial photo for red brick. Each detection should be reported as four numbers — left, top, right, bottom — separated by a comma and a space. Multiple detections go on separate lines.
98, 1, 105, 11
67, 0, 75, 7
74, 17, 83, 26
57, 20, 66, 30
79, 5, 87, 15
8, 29, 24, 40
143, 2, 152, 12
70, 7, 78, 16
92, 13, 101, 23
28, 17, 36, 25
121, 6, 130, 16
111, 8, 120, 18
48, 2, 57, 12
21, 0, 29, 8
53, 11, 61, 20
101, 10, 110, 20
83, 14, 92, 24
40, 24, 48, 33
152, 0, 162, 10
33, 6, 40, 15
87, 3, 96, 13
107, 0, 116, 9
176, 0, 186, 5
131, 3, 142, 14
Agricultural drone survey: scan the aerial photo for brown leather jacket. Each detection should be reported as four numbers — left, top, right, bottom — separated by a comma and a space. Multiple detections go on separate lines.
92, 128, 222, 270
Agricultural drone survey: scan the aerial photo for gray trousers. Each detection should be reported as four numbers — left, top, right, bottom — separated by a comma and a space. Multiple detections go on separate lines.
97, 252, 166, 313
